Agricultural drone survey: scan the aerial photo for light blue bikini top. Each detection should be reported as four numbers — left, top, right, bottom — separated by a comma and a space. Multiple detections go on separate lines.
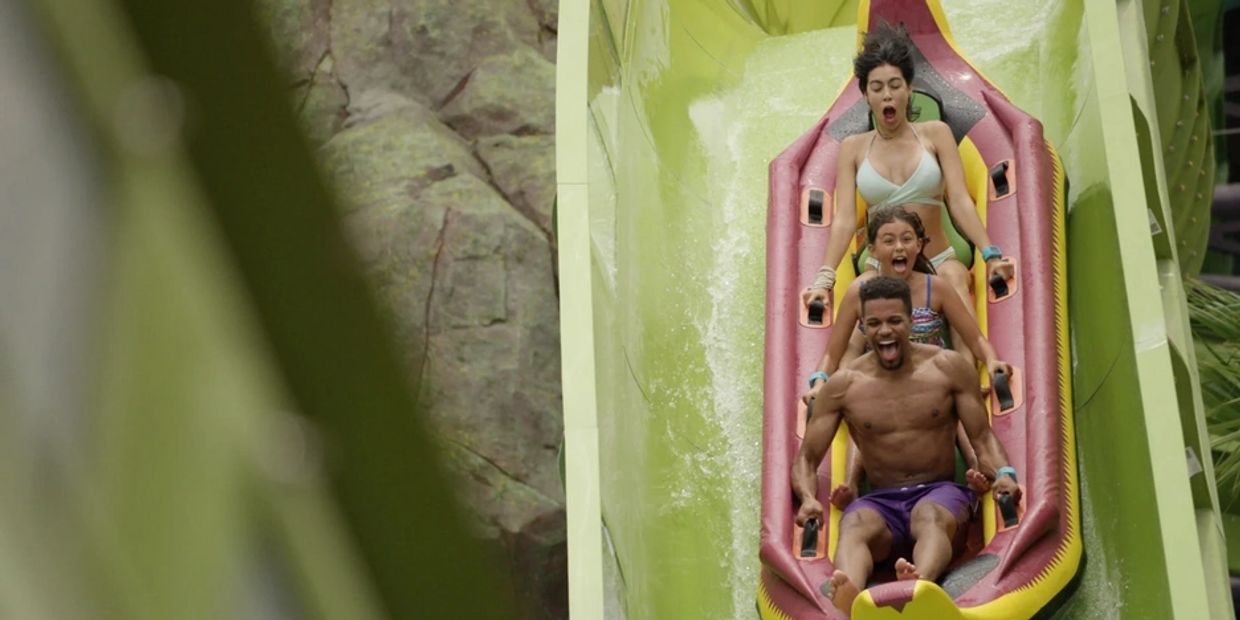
855, 124, 946, 210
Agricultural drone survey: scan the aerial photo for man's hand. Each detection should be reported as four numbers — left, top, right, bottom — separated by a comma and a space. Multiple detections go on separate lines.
991, 473, 1021, 504
965, 469, 991, 494
801, 382, 825, 406
828, 484, 856, 509
795, 497, 825, 527
981, 360, 1012, 396
987, 359, 1013, 381
802, 287, 829, 308
986, 257, 1015, 283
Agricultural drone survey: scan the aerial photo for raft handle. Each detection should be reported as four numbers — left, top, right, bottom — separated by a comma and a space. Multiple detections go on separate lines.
807, 299, 826, 326
989, 161, 1011, 198
997, 492, 1019, 528
800, 187, 830, 227
992, 370, 1014, 412
807, 189, 825, 224
986, 257, 1018, 303
988, 273, 1009, 299
800, 518, 820, 558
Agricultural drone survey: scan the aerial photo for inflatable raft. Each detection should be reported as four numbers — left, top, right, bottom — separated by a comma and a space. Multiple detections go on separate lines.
758, 1, 1080, 617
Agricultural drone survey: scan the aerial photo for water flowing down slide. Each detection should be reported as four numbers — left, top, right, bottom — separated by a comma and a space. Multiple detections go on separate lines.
556, 0, 1233, 618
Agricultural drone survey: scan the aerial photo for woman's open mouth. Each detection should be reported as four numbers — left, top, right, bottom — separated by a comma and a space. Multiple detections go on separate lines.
882, 105, 897, 123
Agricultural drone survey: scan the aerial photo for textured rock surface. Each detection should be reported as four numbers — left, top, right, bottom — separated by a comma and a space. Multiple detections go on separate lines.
256, 0, 565, 617
478, 134, 556, 234
439, 46, 557, 139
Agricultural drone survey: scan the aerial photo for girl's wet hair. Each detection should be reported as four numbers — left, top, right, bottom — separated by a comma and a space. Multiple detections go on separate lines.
854, 22, 920, 121
867, 205, 936, 274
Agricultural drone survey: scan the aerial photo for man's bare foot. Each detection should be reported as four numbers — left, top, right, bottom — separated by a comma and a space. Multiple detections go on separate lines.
828, 484, 857, 509
825, 570, 860, 615
895, 558, 921, 581
965, 468, 991, 494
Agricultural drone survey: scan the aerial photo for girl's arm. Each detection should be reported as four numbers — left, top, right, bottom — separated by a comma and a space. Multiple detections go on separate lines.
933, 276, 1011, 377
822, 283, 863, 376
801, 282, 863, 405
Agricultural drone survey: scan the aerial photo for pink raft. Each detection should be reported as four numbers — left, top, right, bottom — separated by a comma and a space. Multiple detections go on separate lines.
756, 1, 1079, 619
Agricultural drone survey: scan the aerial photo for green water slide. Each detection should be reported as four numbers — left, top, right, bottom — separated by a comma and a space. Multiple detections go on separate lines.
557, 0, 1232, 618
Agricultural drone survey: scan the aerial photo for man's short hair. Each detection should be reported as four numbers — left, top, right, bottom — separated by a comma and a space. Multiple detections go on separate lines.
859, 276, 913, 316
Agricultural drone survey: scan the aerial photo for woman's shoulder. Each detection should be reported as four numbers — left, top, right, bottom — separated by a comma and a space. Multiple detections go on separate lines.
840, 131, 873, 151
918, 120, 954, 141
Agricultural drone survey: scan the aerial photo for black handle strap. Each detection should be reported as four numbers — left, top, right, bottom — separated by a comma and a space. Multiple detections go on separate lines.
988, 272, 1009, 299
997, 491, 1019, 527
989, 161, 1011, 197
993, 370, 1014, 411
807, 189, 825, 224
807, 298, 825, 325
800, 518, 820, 557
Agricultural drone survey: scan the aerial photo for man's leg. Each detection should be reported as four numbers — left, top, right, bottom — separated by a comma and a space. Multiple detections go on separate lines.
828, 507, 894, 613
899, 500, 966, 582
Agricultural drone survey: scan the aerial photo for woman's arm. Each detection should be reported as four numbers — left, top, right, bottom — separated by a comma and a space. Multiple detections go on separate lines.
933, 276, 1011, 377
928, 122, 1013, 280
822, 284, 862, 375
803, 136, 862, 306
801, 282, 862, 405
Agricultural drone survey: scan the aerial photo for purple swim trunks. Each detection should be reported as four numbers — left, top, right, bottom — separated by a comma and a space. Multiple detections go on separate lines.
841, 480, 977, 561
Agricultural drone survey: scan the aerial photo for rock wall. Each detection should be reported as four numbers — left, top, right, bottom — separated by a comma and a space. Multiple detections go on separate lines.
256, 1, 564, 617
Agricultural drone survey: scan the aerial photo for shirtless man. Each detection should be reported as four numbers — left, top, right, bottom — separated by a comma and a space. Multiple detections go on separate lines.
791, 276, 1020, 615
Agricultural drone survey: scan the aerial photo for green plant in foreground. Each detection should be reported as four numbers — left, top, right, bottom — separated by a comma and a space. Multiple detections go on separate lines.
1187, 277, 1240, 509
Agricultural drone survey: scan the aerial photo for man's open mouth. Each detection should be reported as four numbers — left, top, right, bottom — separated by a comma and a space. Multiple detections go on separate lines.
876, 339, 900, 364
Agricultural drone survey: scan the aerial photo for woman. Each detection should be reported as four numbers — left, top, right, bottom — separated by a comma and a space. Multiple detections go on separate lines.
803, 207, 1009, 504
802, 24, 1013, 310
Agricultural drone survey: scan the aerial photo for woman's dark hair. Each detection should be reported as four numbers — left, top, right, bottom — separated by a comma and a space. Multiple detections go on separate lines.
854, 22, 920, 121
867, 205, 936, 274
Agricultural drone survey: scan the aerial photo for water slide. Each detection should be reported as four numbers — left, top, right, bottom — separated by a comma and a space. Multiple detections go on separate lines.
555, 0, 1234, 618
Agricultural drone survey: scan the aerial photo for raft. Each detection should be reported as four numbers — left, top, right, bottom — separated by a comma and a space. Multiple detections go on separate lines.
758, 1, 1080, 617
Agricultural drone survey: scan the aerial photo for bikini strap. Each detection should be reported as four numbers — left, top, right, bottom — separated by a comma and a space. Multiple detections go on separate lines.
863, 131, 879, 158
925, 273, 932, 306
908, 123, 937, 157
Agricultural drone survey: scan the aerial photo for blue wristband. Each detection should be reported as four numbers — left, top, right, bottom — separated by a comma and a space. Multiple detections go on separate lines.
996, 466, 1017, 483
982, 245, 1003, 262
808, 371, 829, 388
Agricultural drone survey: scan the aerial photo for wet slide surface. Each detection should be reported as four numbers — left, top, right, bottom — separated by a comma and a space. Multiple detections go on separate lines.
575, 0, 1217, 617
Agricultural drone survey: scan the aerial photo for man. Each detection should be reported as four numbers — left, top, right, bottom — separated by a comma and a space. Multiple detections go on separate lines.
792, 276, 1020, 615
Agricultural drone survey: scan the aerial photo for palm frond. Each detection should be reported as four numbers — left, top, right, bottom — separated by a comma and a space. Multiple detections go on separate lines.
1187, 277, 1240, 510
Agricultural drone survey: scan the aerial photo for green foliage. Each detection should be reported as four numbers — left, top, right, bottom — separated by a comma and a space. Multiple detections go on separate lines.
1144, 0, 1217, 276
1187, 278, 1240, 510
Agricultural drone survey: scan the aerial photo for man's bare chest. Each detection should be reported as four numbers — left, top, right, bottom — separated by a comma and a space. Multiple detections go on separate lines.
842, 376, 955, 434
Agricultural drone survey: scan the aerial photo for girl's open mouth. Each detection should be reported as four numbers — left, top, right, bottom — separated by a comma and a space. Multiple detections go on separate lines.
882, 105, 897, 123
891, 256, 909, 274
